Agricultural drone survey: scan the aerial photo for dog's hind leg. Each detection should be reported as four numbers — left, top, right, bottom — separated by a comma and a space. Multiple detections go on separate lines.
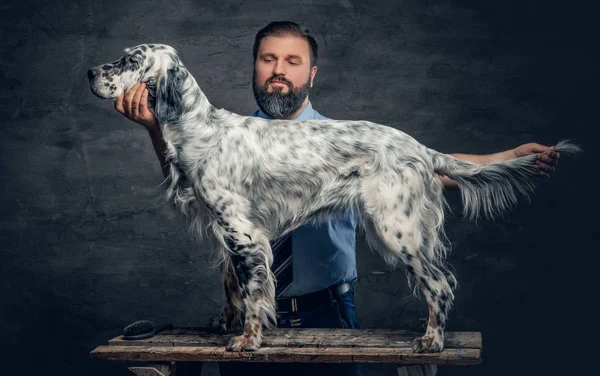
359, 167, 455, 353
201, 188, 276, 351
407, 254, 454, 353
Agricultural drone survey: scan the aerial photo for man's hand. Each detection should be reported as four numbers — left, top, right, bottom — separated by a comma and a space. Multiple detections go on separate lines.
507, 142, 559, 179
115, 83, 168, 177
114, 83, 158, 132
441, 142, 561, 189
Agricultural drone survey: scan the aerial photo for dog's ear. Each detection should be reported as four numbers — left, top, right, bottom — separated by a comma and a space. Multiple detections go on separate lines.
155, 64, 185, 122
144, 77, 157, 109
145, 77, 157, 97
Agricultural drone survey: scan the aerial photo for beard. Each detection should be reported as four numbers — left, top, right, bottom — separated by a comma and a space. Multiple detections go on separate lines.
252, 72, 311, 119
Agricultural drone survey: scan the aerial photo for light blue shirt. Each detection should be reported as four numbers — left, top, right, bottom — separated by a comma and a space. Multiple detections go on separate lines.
250, 101, 358, 297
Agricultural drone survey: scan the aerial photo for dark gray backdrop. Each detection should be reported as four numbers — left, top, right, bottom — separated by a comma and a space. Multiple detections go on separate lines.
1, 0, 595, 375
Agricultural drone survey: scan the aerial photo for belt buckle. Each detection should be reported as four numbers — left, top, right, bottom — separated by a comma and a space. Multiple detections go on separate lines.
335, 282, 351, 296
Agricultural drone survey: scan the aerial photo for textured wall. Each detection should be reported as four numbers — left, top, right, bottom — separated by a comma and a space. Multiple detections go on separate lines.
0, 0, 595, 375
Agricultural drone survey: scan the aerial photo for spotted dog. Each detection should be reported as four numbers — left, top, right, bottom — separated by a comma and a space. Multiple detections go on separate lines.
88, 44, 580, 353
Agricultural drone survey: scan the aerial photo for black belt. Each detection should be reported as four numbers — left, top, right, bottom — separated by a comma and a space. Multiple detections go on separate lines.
275, 282, 351, 314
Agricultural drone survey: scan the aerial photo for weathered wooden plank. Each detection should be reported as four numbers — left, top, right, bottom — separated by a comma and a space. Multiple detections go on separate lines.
90, 345, 481, 365
107, 329, 481, 350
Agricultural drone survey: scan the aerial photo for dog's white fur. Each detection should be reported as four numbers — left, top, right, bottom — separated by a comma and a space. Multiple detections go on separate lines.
88, 44, 580, 352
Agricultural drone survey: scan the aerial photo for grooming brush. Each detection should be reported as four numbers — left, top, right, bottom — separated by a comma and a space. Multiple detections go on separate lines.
122, 320, 173, 340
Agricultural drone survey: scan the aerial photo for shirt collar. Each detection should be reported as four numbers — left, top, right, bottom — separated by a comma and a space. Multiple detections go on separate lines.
255, 100, 316, 121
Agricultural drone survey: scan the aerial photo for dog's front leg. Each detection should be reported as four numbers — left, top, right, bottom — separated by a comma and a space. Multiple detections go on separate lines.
202, 186, 276, 351
222, 232, 276, 351
208, 260, 244, 334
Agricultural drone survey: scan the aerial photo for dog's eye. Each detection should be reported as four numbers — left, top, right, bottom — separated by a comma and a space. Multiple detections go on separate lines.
129, 56, 141, 65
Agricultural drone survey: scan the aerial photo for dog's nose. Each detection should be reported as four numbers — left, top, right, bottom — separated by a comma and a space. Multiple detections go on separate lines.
87, 69, 97, 80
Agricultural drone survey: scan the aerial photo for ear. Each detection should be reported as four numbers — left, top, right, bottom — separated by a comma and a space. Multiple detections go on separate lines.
155, 65, 185, 122
144, 77, 157, 99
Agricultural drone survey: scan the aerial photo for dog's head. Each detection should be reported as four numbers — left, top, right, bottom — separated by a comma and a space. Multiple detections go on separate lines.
87, 43, 182, 101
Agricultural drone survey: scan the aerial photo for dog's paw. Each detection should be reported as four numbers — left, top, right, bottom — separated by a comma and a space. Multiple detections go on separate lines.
412, 336, 444, 353
206, 309, 243, 334
226, 334, 261, 352
206, 317, 229, 334
206, 316, 242, 334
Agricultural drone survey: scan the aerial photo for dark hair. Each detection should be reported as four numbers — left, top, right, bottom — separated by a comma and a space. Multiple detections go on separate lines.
253, 21, 319, 67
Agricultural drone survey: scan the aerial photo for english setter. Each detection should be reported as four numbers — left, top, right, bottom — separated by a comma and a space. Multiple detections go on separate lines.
88, 44, 579, 353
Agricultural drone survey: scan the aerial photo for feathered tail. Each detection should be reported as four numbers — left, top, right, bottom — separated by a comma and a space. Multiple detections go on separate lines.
430, 140, 581, 220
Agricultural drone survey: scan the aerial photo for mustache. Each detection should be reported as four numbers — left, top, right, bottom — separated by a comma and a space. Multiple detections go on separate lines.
265, 75, 293, 88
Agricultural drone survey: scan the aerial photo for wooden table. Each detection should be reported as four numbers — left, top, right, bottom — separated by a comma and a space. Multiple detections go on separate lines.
90, 327, 482, 375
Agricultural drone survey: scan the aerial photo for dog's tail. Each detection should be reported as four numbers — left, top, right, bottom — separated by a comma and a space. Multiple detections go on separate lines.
430, 139, 581, 220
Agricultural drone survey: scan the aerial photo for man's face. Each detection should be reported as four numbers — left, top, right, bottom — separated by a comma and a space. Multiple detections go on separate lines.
253, 35, 317, 119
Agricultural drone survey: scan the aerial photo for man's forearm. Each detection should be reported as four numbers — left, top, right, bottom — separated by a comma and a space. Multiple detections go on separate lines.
147, 127, 169, 178
437, 149, 515, 190
448, 149, 514, 165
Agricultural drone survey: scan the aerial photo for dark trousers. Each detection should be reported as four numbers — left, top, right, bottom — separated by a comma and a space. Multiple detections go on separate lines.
218, 286, 361, 376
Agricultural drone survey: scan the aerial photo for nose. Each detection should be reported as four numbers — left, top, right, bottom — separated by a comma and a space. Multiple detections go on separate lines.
273, 59, 286, 76
87, 69, 97, 80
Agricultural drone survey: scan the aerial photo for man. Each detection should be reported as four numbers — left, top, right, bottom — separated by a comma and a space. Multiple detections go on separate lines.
115, 21, 558, 376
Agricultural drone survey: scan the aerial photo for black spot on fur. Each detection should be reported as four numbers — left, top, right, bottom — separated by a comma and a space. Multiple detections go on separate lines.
420, 278, 433, 294
264, 178, 276, 189
354, 141, 367, 153
341, 169, 360, 179
436, 312, 445, 329
439, 300, 447, 313
226, 240, 241, 254
230, 253, 250, 297
405, 194, 414, 217
396, 231, 402, 239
